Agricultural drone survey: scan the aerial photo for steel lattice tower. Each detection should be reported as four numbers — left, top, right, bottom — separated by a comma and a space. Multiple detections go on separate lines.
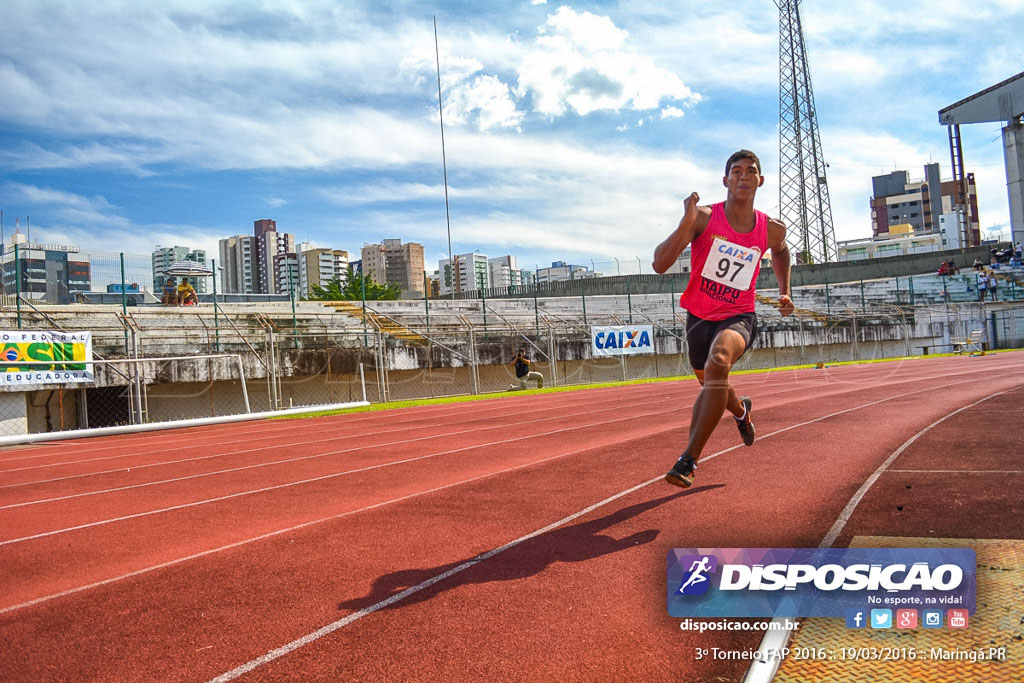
777, 0, 838, 264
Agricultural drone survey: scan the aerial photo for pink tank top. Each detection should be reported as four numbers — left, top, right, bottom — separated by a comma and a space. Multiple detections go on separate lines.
679, 202, 768, 320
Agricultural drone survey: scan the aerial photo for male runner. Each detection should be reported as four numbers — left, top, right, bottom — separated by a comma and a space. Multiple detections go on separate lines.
652, 150, 793, 487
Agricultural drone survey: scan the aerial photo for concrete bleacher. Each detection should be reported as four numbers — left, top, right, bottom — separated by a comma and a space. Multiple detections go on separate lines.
3, 265, 1020, 351
319, 265, 1024, 337
0, 300, 368, 357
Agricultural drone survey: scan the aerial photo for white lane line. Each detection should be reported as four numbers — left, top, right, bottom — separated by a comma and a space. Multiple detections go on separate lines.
742, 385, 1020, 683
0, 366, 958, 487
207, 478, 660, 683
0, 403, 688, 546
888, 469, 1024, 474
0, 426, 679, 615
0, 395, 677, 505
0, 371, 966, 512
4, 353, 990, 469
205, 376, 1005, 682
0, 378, 678, 464
3, 373, 977, 616
0, 382, 676, 473
0, 384, 626, 465
818, 387, 1015, 548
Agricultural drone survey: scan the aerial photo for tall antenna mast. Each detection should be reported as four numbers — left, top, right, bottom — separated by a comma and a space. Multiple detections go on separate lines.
776, 0, 838, 264
433, 16, 455, 296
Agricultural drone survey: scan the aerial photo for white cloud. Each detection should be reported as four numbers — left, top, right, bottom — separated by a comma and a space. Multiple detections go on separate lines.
544, 6, 628, 52
2, 0, 1020, 266
444, 74, 524, 131
349, 130, 722, 262
401, 47, 523, 132
4, 183, 130, 229
516, 6, 699, 117
2, 183, 224, 258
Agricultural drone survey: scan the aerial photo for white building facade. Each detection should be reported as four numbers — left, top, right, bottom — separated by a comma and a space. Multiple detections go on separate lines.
439, 252, 489, 295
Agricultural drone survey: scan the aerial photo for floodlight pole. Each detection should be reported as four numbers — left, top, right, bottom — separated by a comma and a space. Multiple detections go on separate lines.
434, 16, 454, 299
212, 258, 220, 352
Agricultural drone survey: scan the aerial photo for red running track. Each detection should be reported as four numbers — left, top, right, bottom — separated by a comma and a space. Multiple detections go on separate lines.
1, 352, 1023, 681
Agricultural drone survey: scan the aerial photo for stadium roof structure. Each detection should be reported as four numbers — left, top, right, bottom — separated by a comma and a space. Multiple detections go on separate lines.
938, 70, 1024, 125
939, 70, 1024, 247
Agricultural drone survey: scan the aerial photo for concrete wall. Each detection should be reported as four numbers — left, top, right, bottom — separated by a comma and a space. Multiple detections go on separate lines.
27, 388, 78, 433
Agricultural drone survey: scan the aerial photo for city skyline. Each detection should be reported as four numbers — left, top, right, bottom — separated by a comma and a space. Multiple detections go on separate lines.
1, 1, 1022, 274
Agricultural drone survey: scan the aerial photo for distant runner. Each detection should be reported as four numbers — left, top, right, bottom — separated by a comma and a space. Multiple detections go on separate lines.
652, 150, 793, 487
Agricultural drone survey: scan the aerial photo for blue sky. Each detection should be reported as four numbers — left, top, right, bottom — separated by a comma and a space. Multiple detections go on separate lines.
1, 0, 1022, 278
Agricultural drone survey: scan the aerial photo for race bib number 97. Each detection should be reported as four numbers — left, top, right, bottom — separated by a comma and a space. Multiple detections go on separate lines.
700, 237, 761, 292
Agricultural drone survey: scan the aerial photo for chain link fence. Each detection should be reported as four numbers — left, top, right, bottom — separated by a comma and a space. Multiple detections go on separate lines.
0, 289, 1022, 439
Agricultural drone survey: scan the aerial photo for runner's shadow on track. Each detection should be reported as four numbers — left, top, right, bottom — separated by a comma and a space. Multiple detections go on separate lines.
338, 484, 723, 613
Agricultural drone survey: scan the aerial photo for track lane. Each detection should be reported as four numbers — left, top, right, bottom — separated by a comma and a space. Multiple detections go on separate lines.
2, 355, 1022, 681
2, 359, 1020, 611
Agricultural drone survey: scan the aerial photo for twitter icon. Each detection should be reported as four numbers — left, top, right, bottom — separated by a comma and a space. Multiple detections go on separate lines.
870, 609, 892, 629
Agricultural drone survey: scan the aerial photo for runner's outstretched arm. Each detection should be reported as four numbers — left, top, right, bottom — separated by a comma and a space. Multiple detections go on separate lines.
653, 192, 712, 274
767, 218, 794, 316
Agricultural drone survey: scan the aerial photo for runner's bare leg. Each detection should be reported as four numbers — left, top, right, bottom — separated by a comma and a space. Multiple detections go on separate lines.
686, 329, 747, 460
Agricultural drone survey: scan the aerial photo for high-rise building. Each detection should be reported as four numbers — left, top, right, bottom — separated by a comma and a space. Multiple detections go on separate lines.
252, 219, 295, 294
299, 248, 349, 297
439, 252, 488, 295
273, 252, 301, 296
3, 231, 91, 302
152, 245, 207, 294
870, 163, 980, 246
361, 243, 386, 287
361, 239, 425, 297
487, 255, 527, 289
218, 235, 254, 294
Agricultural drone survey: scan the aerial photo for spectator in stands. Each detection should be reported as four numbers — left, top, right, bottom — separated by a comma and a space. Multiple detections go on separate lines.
990, 256, 1001, 270
988, 272, 999, 301
977, 270, 988, 301
1016, 241, 1022, 259
948, 259, 959, 274
937, 261, 949, 276
973, 258, 984, 270
177, 276, 198, 306
161, 277, 177, 305
508, 347, 544, 391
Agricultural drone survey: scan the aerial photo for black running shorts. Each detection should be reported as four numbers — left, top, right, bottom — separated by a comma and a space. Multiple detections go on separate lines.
685, 312, 758, 371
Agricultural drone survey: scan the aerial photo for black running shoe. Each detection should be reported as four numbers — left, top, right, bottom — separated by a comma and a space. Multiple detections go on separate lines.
735, 396, 755, 446
665, 454, 697, 488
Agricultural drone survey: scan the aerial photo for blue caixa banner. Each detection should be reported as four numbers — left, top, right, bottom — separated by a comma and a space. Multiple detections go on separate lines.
667, 548, 976, 618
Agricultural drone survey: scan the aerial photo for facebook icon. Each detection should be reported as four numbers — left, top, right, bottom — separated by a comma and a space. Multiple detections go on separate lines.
845, 609, 866, 629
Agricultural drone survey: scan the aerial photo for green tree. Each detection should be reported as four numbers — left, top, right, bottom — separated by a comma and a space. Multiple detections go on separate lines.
310, 268, 400, 301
